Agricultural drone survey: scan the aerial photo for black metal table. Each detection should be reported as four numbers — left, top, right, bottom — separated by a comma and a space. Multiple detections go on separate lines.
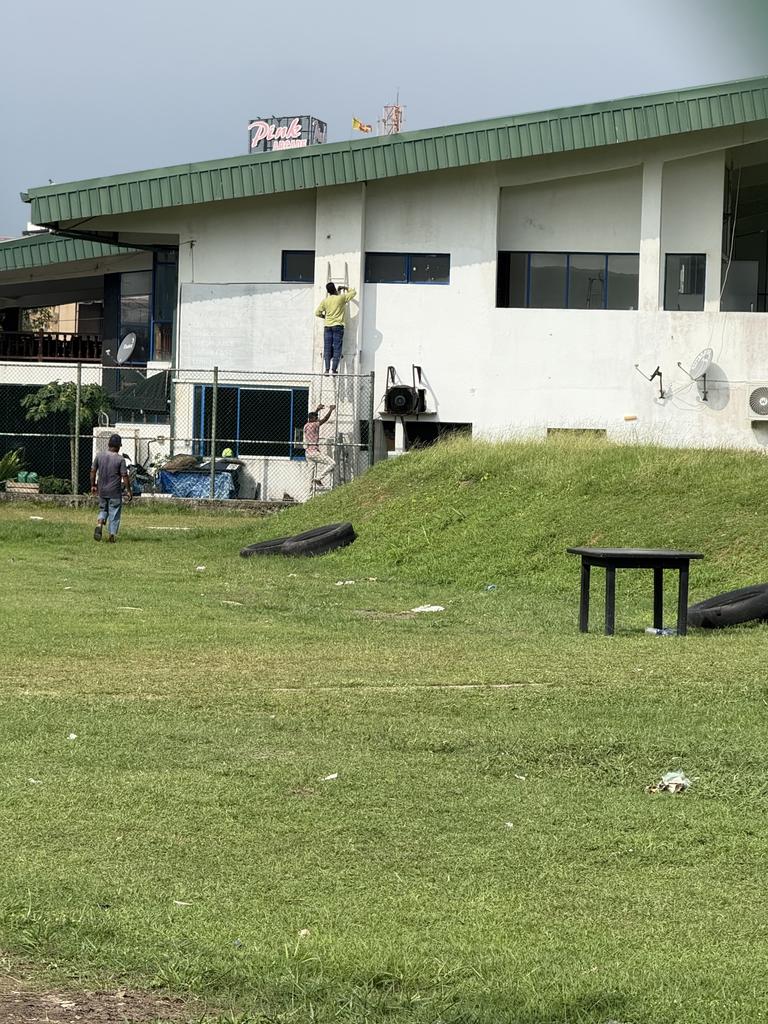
566, 547, 704, 636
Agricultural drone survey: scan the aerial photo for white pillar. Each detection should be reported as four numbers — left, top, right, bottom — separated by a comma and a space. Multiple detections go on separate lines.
313, 184, 366, 375
394, 418, 406, 454
638, 160, 663, 312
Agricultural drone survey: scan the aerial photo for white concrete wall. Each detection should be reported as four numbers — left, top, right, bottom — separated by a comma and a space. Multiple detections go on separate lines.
0, 362, 102, 386
661, 151, 725, 310
177, 282, 314, 371
313, 184, 366, 374
360, 159, 768, 450
498, 166, 642, 252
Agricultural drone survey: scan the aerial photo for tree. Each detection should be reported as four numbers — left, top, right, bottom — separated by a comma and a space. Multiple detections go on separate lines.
22, 381, 111, 494
22, 306, 58, 332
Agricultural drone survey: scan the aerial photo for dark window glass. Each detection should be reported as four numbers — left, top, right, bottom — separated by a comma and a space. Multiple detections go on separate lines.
568, 254, 606, 309
154, 253, 178, 322
121, 272, 152, 297
606, 254, 639, 309
239, 388, 292, 458
664, 254, 706, 311
194, 386, 309, 458
121, 294, 150, 325
216, 388, 239, 453
498, 252, 639, 309
282, 251, 315, 283
196, 386, 238, 457
120, 271, 151, 343
365, 253, 407, 283
496, 252, 528, 308
408, 253, 450, 283
529, 253, 567, 308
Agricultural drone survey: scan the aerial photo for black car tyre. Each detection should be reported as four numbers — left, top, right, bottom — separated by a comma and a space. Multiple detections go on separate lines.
281, 522, 357, 558
239, 536, 292, 557
688, 584, 768, 628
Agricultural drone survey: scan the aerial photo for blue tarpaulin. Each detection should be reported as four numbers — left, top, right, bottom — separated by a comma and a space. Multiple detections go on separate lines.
158, 470, 236, 499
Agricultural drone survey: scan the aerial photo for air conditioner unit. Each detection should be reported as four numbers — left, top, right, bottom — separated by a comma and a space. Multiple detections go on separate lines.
92, 428, 139, 461
747, 384, 768, 419
384, 385, 426, 415
384, 364, 433, 415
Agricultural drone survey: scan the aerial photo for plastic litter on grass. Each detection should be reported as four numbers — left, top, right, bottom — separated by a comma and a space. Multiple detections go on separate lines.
646, 770, 692, 795
411, 605, 445, 613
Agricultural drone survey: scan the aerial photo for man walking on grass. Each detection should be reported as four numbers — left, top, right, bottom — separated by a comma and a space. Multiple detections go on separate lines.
303, 403, 336, 490
91, 433, 132, 542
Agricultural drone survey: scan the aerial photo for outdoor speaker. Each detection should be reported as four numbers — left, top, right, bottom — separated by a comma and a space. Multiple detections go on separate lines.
385, 385, 425, 415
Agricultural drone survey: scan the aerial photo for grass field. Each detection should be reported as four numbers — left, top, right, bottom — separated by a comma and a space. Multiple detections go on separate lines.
2, 436, 768, 1023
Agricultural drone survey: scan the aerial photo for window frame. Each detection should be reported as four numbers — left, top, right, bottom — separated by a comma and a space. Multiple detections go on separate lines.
281, 250, 316, 283
664, 253, 706, 312
195, 384, 309, 460
497, 251, 640, 310
365, 252, 451, 285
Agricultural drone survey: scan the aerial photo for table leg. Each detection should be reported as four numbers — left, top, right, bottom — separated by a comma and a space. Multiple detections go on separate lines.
604, 566, 616, 636
653, 567, 664, 629
676, 562, 690, 636
579, 561, 591, 633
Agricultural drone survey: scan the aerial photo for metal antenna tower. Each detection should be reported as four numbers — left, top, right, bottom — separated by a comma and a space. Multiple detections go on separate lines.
379, 92, 405, 135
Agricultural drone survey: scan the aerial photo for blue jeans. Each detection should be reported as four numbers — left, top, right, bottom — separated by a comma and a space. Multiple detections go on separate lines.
323, 325, 344, 372
98, 497, 123, 536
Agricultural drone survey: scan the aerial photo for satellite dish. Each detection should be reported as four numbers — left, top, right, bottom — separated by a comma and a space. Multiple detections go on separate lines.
689, 347, 713, 380
116, 332, 137, 365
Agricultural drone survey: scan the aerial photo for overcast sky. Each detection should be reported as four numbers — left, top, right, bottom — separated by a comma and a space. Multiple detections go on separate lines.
2, 0, 767, 235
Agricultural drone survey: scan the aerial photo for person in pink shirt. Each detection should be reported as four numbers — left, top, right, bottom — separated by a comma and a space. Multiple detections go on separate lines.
303, 403, 336, 489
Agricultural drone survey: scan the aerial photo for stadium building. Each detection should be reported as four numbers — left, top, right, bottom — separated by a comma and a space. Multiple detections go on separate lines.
2, 75, 768, 496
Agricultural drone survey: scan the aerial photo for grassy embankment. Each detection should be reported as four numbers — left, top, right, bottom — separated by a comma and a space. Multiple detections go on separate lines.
1, 435, 768, 1023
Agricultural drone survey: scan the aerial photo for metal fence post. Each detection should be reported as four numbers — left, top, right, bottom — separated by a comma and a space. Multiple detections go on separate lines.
209, 365, 219, 499
73, 362, 82, 497
368, 371, 376, 466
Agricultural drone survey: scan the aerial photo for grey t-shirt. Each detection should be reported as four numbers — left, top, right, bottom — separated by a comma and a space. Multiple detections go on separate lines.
93, 450, 127, 499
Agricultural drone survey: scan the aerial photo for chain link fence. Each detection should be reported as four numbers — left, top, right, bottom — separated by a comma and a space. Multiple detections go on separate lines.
0, 360, 375, 502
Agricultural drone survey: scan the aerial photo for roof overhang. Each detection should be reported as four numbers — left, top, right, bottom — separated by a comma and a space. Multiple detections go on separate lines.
22, 75, 768, 228
0, 232, 138, 273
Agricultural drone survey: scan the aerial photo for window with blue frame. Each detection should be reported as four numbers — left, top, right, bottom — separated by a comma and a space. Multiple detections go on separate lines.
152, 249, 178, 359
281, 250, 315, 282
117, 250, 178, 364
119, 271, 151, 362
365, 252, 451, 284
496, 252, 639, 309
193, 385, 309, 458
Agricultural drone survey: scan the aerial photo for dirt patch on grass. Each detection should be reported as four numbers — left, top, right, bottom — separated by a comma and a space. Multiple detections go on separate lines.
0, 988, 201, 1023
0, 969, 206, 1023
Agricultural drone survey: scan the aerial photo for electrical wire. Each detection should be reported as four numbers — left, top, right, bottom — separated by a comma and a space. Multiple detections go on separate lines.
720, 165, 742, 301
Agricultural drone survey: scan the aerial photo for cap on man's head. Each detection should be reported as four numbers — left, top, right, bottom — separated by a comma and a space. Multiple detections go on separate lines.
108, 433, 122, 449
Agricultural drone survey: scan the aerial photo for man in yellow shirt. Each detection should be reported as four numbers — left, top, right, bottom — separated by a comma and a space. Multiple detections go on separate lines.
314, 283, 357, 375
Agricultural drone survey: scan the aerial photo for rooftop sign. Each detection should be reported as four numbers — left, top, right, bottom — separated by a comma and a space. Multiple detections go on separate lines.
247, 115, 327, 154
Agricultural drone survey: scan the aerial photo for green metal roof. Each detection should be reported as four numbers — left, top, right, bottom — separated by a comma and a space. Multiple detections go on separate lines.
24, 76, 768, 227
0, 232, 135, 272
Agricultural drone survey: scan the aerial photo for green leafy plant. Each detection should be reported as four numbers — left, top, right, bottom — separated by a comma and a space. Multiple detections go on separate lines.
38, 475, 72, 495
22, 382, 110, 494
0, 449, 23, 486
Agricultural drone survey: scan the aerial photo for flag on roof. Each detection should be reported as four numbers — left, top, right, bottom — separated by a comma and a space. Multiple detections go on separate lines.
352, 117, 372, 134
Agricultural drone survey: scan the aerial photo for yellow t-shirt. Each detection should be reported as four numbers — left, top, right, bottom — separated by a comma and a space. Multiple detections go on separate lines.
314, 288, 357, 327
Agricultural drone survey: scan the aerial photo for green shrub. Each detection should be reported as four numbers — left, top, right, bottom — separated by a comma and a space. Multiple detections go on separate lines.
38, 475, 72, 495
0, 449, 23, 484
